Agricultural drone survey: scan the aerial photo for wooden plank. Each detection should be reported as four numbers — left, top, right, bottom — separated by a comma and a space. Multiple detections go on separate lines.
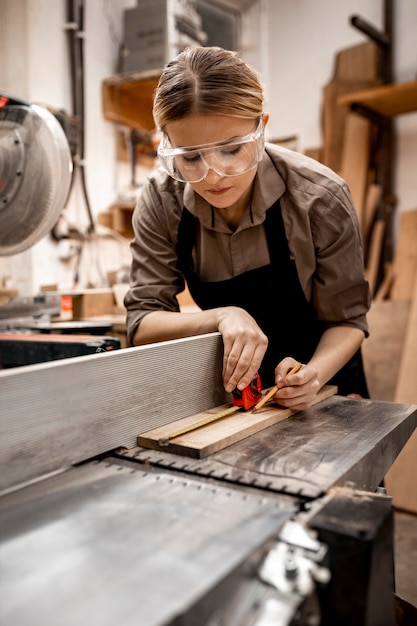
362, 300, 410, 402
338, 112, 372, 228
137, 385, 338, 458
322, 79, 379, 172
365, 219, 385, 295
321, 41, 380, 171
362, 183, 382, 243
386, 271, 417, 513
391, 209, 417, 300
394, 271, 417, 404
332, 41, 379, 82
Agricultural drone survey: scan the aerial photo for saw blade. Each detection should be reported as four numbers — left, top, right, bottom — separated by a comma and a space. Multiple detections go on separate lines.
158, 405, 240, 446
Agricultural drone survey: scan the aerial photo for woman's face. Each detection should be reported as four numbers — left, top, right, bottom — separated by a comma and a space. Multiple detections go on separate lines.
164, 115, 260, 211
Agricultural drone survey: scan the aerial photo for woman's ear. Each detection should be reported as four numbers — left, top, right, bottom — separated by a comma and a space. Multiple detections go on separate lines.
262, 112, 270, 127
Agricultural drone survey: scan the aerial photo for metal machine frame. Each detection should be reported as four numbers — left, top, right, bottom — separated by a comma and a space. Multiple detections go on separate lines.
1, 332, 416, 625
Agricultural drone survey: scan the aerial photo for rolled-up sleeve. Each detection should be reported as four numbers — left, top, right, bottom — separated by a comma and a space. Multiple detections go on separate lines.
124, 173, 185, 344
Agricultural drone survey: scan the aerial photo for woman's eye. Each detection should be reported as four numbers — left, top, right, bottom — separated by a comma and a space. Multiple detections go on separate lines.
221, 145, 241, 157
182, 153, 201, 164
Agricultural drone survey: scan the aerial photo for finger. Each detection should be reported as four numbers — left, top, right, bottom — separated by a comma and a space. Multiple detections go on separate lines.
274, 358, 302, 383
276, 364, 305, 389
274, 378, 320, 410
224, 343, 265, 393
235, 344, 266, 391
277, 388, 318, 410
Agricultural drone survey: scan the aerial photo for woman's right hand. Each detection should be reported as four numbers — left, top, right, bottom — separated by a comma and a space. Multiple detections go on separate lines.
216, 306, 268, 394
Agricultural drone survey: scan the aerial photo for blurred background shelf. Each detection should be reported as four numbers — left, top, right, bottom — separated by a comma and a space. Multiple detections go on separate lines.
339, 79, 417, 117
102, 70, 161, 130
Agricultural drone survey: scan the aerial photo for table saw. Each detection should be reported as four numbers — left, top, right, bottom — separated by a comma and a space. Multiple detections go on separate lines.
1, 332, 416, 626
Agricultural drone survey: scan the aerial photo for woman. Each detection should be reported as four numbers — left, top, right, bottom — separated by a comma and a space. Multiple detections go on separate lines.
124, 46, 371, 410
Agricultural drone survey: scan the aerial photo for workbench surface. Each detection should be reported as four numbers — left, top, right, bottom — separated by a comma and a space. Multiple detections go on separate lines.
127, 394, 417, 499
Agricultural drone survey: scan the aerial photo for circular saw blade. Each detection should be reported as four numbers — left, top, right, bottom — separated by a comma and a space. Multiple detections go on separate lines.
0, 102, 73, 256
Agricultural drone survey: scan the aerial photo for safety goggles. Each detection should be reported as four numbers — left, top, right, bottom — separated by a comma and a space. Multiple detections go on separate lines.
157, 119, 265, 183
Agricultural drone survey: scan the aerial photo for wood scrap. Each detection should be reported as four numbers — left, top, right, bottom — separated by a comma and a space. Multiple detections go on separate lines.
362, 183, 382, 243
390, 209, 417, 300
365, 219, 385, 295
138, 385, 338, 458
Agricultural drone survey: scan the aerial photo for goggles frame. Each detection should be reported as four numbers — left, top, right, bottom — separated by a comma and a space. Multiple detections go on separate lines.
157, 119, 265, 183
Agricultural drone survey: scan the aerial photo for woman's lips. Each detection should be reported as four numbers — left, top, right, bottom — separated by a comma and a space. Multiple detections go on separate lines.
207, 187, 231, 195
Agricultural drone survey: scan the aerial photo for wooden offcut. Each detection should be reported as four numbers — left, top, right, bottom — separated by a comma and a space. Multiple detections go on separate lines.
137, 385, 338, 458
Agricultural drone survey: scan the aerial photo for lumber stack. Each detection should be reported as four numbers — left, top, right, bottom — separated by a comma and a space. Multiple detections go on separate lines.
307, 41, 408, 298
317, 42, 385, 296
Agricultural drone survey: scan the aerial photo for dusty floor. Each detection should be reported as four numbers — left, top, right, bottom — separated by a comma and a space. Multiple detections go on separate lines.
394, 510, 417, 607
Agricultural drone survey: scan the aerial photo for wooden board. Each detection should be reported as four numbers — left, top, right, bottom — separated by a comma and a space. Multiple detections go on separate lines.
137, 385, 338, 458
391, 209, 417, 300
362, 300, 410, 401
338, 112, 372, 228
321, 41, 380, 172
365, 219, 385, 295
322, 78, 379, 172
362, 183, 381, 243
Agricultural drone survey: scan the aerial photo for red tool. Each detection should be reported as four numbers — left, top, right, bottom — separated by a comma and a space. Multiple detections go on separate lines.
231, 372, 262, 410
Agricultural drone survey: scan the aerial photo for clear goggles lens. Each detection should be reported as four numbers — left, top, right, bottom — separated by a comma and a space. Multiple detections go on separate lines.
157, 120, 265, 183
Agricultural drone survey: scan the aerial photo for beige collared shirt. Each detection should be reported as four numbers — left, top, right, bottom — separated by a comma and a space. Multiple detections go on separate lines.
125, 143, 371, 345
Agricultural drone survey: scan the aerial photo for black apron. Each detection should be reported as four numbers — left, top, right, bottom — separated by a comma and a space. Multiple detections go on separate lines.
176, 200, 369, 397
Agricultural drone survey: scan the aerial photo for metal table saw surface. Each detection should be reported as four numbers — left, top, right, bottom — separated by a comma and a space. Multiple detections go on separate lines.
1, 334, 416, 625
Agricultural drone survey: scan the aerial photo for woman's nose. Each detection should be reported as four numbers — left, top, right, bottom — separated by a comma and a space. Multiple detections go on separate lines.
203, 166, 223, 183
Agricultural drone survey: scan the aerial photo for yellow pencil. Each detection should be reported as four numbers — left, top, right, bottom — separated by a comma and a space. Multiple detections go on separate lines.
252, 362, 303, 412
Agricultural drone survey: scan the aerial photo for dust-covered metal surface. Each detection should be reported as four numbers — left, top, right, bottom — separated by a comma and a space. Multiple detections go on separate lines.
123, 395, 417, 499
0, 461, 296, 626
0, 333, 227, 492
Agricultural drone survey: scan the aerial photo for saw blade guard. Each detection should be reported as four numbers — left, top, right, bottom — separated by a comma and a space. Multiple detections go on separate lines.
0, 99, 73, 256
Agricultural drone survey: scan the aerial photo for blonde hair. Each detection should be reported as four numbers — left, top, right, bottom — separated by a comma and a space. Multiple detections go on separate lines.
153, 46, 264, 131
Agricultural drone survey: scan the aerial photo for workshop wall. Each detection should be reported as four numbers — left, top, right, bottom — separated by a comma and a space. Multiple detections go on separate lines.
0, 0, 415, 295
264, 0, 417, 218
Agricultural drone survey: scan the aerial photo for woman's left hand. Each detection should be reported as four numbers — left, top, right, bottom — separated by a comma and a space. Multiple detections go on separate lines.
272, 357, 321, 411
